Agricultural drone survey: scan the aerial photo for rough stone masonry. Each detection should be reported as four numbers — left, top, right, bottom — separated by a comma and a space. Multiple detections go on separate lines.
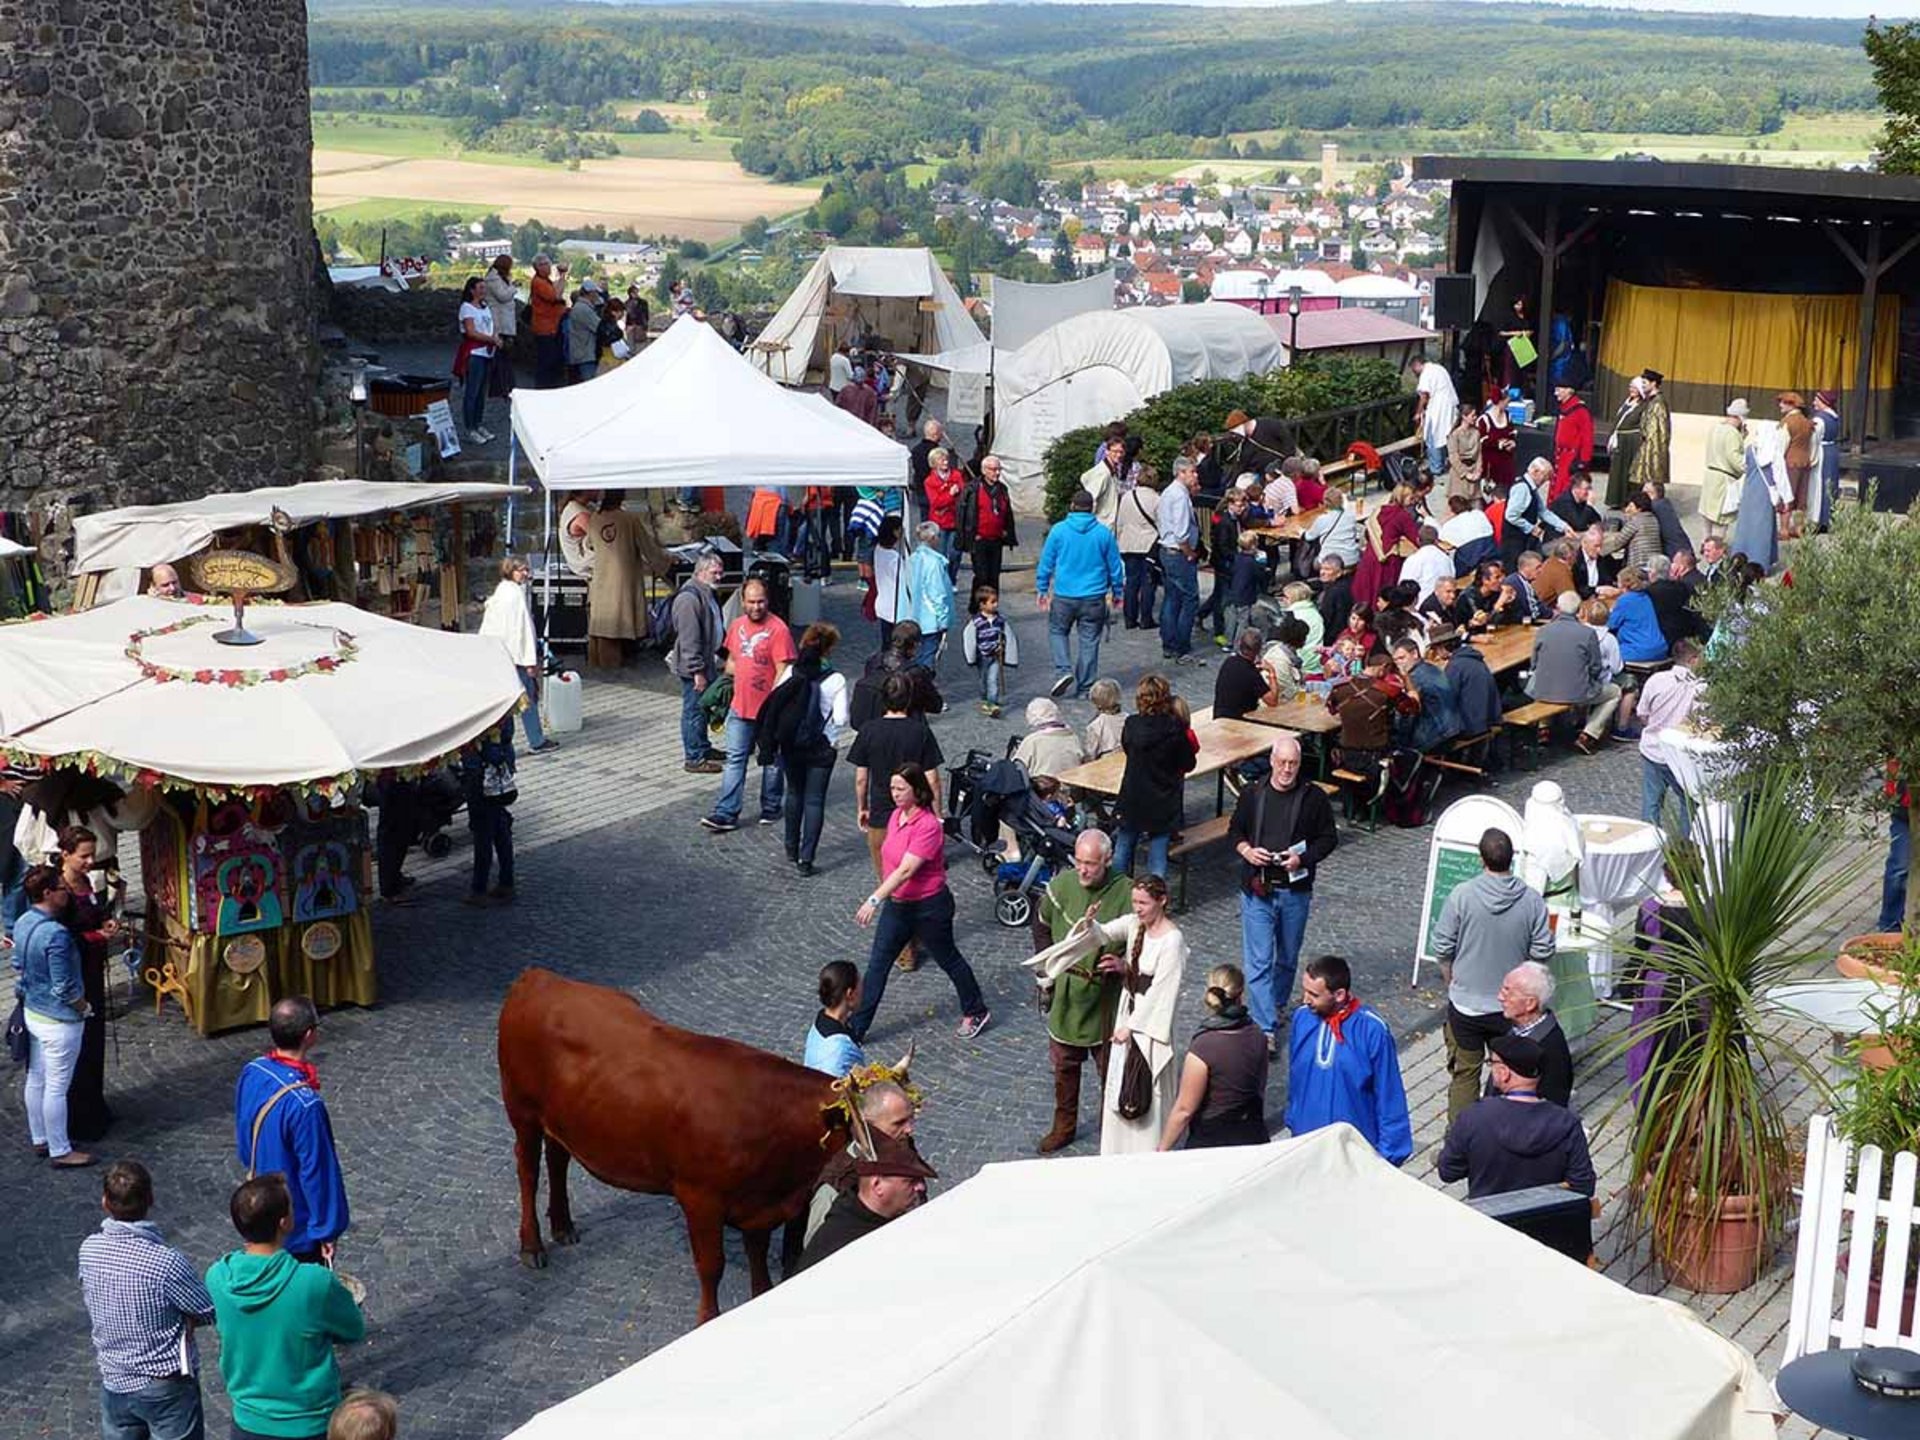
0, 0, 318, 519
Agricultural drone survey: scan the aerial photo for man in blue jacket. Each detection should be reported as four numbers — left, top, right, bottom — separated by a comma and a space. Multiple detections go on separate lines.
233, 996, 349, 1263
1283, 955, 1412, 1164
1034, 488, 1123, 701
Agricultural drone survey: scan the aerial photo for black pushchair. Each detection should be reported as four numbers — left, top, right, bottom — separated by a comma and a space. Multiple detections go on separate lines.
415, 769, 465, 858
945, 754, 1079, 929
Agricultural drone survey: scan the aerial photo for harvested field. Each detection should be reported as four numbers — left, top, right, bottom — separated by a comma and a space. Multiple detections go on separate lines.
312, 151, 818, 241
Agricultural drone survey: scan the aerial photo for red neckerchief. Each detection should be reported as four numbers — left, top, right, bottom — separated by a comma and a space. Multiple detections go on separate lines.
1325, 997, 1363, 1043
266, 1051, 320, 1091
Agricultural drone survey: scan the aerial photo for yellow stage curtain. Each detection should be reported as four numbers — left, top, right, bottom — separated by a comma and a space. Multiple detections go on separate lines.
1596, 279, 1896, 436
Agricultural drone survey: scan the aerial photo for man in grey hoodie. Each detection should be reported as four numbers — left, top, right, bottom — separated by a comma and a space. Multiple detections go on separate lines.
1431, 827, 1554, 1122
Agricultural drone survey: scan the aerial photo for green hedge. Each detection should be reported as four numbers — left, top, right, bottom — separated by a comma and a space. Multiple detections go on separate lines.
1040, 356, 1407, 522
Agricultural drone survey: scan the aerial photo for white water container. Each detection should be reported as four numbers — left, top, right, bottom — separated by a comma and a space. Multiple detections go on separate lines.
543, 670, 584, 734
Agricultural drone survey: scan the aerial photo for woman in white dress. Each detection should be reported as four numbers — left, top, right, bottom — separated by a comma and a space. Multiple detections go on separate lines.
1085, 874, 1189, 1155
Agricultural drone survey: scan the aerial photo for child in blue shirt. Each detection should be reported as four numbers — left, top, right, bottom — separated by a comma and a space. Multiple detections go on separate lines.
963, 584, 1013, 718
1224, 532, 1270, 644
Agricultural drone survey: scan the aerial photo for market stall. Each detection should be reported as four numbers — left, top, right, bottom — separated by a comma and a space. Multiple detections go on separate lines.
507, 1126, 1776, 1440
69, 479, 526, 623
0, 593, 521, 1034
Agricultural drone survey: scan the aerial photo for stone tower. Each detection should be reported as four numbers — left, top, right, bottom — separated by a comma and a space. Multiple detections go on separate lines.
0, 0, 317, 513
1320, 141, 1339, 194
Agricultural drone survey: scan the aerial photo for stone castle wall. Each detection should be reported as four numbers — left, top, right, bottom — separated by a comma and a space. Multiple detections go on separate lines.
0, 0, 317, 514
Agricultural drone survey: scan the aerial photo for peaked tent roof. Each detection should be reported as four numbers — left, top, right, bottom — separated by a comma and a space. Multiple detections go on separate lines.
747, 246, 986, 387
509, 316, 909, 490
505, 1126, 1775, 1440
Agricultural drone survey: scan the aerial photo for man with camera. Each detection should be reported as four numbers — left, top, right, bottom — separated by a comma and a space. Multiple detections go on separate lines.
1228, 736, 1340, 1058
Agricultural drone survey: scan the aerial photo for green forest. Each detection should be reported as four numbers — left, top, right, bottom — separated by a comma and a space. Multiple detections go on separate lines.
308, 2, 1883, 181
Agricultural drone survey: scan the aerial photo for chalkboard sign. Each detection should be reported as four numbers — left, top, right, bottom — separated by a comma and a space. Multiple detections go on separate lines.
1417, 843, 1484, 965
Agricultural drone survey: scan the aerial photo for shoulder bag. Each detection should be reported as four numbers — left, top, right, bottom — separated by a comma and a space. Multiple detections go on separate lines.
1114, 924, 1156, 1121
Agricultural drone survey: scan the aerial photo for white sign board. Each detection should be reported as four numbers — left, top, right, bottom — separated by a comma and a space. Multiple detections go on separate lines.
424, 399, 461, 458
946, 370, 987, 426
1414, 794, 1527, 981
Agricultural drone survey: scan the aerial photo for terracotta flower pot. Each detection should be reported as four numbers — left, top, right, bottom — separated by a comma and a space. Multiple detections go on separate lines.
1659, 1194, 1768, 1294
1836, 931, 1905, 984
1837, 1249, 1919, 1334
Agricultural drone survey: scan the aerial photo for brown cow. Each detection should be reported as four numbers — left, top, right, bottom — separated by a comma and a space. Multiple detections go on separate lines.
498, 967, 858, 1324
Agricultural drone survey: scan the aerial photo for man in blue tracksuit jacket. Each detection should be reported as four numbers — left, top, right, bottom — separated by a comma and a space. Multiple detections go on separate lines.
1034, 489, 1124, 701
233, 995, 349, 1261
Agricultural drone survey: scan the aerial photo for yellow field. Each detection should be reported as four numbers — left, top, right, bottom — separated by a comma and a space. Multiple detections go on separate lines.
312, 150, 817, 242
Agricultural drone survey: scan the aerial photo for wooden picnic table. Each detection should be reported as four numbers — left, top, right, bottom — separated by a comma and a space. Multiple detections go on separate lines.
1055, 716, 1276, 814
1244, 506, 1325, 544
1472, 623, 1538, 675
1239, 692, 1340, 735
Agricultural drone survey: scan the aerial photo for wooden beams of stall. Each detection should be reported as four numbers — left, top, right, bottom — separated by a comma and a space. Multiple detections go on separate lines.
1495, 199, 1603, 407
1822, 218, 1920, 455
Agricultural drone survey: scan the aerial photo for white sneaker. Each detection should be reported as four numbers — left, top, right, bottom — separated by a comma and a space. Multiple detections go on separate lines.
476, 427, 495, 444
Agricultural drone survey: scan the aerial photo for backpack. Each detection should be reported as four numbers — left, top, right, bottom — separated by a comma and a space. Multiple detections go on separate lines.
793, 678, 827, 750
647, 581, 696, 656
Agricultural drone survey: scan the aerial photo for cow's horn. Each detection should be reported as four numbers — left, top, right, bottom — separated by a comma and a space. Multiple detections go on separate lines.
891, 1040, 914, 1077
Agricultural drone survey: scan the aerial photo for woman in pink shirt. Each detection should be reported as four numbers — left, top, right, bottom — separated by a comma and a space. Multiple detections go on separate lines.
848, 764, 991, 1042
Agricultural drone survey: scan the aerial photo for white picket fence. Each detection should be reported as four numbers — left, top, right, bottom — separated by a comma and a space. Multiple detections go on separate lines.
1782, 1113, 1920, 1364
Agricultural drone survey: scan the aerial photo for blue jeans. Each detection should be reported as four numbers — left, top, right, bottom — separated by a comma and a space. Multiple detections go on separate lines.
715, 711, 784, 822
1197, 569, 1229, 638
849, 887, 988, 1040
517, 669, 548, 750
940, 528, 963, 582
1122, 549, 1159, 627
1879, 808, 1910, 933
1113, 826, 1172, 881
1159, 552, 1200, 657
468, 799, 514, 893
101, 1376, 205, 1440
679, 677, 710, 763
781, 752, 836, 864
462, 353, 490, 432
977, 655, 1004, 707
916, 630, 945, 671
1047, 594, 1107, 697
1640, 758, 1689, 832
1426, 437, 1448, 475
1241, 886, 1313, 1038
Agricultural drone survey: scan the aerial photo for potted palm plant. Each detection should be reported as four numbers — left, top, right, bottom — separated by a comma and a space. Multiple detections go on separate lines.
1614, 770, 1842, 1293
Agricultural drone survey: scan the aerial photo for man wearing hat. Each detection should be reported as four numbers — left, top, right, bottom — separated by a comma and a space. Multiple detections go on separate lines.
1700, 399, 1748, 540
1549, 383, 1592, 502
1625, 367, 1670, 496
797, 1134, 936, 1272
566, 279, 605, 385
1223, 410, 1289, 481
1436, 1033, 1594, 1201
1811, 389, 1842, 533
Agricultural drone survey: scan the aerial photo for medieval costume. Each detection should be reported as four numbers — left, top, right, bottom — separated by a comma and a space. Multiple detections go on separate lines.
585, 500, 668, 669
1626, 371, 1671, 497
1476, 398, 1518, 497
1700, 402, 1748, 538
1445, 412, 1483, 506
1093, 912, 1187, 1156
1282, 997, 1412, 1165
1351, 495, 1420, 613
1605, 382, 1645, 509
1550, 391, 1594, 502
1778, 392, 1815, 536
1730, 421, 1788, 572
1812, 390, 1842, 532
1033, 866, 1131, 1153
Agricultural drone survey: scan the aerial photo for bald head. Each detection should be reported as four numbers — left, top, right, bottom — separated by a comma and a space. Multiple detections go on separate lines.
1267, 736, 1303, 789
148, 564, 181, 598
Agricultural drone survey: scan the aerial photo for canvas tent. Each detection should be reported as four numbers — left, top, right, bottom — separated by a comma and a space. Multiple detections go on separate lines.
993, 302, 1285, 494
506, 1126, 1775, 1440
70, 481, 525, 577
748, 246, 985, 388
510, 316, 908, 493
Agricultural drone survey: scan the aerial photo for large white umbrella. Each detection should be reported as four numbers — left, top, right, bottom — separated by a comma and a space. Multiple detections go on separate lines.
0, 596, 521, 791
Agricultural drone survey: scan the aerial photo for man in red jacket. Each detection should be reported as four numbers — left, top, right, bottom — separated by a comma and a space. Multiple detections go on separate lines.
1551, 384, 1593, 502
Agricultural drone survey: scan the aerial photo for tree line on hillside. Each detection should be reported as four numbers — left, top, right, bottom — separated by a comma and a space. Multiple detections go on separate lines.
308, 4, 1881, 185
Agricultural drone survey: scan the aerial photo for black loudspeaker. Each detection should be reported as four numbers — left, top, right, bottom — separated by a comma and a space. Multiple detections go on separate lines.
1433, 274, 1475, 331
1855, 456, 1920, 513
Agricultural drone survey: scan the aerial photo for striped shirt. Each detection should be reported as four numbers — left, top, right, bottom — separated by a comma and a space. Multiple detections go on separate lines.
78, 1219, 215, 1392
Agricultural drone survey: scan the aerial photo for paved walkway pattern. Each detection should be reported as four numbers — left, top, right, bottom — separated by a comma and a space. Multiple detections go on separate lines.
0, 570, 1883, 1438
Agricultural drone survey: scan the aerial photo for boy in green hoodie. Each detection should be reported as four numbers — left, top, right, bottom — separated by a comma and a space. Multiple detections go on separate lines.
206, 1174, 365, 1440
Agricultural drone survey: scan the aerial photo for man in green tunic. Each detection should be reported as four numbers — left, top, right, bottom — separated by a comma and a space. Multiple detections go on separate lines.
1034, 828, 1133, 1153
1627, 367, 1671, 495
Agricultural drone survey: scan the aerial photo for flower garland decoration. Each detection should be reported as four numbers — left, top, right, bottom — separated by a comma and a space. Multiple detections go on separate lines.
124, 614, 359, 688
820, 1057, 924, 1150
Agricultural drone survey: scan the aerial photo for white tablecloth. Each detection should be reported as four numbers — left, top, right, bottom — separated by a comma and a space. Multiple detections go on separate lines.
1576, 816, 1665, 998
1660, 726, 1739, 855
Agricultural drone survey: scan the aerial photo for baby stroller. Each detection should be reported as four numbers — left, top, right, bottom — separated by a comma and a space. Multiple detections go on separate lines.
415, 768, 465, 858
988, 779, 1080, 930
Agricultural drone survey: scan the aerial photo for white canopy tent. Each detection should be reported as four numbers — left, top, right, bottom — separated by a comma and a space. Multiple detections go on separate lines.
993, 303, 1285, 497
509, 316, 909, 493
0, 536, 31, 559
507, 1126, 1775, 1440
71, 481, 525, 577
748, 246, 985, 388
0, 596, 521, 788
988, 268, 1115, 353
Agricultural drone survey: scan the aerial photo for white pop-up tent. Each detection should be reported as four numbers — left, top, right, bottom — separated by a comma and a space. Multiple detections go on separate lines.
506, 1126, 1776, 1440
992, 302, 1285, 496
509, 315, 908, 493
748, 246, 985, 387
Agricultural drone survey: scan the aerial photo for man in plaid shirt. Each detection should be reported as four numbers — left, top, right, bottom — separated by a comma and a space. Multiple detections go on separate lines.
77, 1160, 216, 1440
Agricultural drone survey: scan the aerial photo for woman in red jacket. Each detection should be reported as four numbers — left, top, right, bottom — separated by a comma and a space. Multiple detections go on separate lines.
923, 447, 967, 585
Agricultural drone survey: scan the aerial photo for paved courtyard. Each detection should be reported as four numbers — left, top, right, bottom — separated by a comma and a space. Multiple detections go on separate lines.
0, 565, 1876, 1439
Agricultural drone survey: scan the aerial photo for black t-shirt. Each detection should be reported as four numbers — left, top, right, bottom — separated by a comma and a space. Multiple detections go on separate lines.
1213, 654, 1269, 720
1227, 776, 1339, 891
847, 716, 944, 830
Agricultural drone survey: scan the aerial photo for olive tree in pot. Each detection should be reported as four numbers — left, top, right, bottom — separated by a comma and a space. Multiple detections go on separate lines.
1616, 770, 1842, 1293
1833, 942, 1920, 1332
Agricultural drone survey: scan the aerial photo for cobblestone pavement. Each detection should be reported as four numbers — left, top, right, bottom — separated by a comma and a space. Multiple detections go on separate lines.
0, 561, 1808, 1440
